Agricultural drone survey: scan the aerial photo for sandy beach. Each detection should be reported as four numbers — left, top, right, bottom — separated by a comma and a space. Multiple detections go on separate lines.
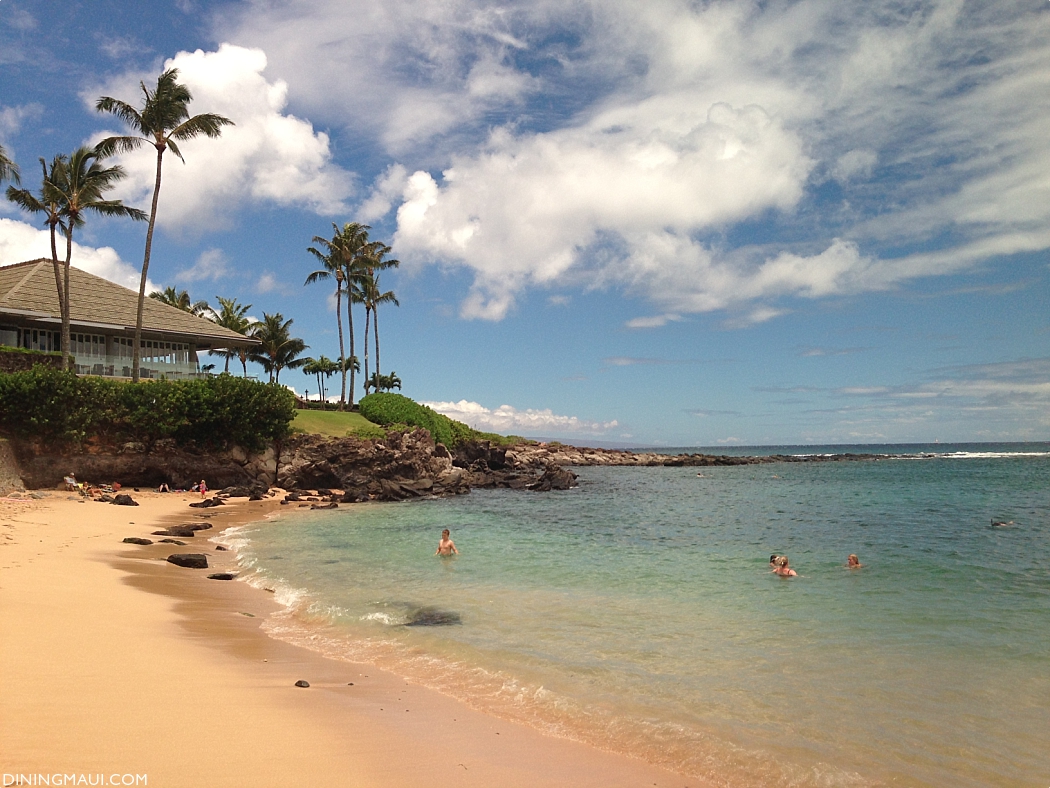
0, 490, 695, 788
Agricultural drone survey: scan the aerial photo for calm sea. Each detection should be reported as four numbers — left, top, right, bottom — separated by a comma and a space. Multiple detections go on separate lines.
224, 443, 1050, 787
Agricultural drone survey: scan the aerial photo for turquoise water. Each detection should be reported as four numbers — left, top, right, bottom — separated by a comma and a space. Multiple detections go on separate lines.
228, 446, 1050, 787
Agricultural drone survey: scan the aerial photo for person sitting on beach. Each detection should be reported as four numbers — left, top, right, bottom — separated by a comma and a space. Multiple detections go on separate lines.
158, 482, 171, 493
773, 556, 797, 577
847, 553, 863, 568
435, 528, 459, 556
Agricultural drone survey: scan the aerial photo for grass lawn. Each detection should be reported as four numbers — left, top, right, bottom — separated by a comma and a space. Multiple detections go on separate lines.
292, 409, 385, 438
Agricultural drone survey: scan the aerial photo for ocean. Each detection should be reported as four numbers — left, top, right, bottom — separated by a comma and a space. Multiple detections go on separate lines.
222, 443, 1050, 787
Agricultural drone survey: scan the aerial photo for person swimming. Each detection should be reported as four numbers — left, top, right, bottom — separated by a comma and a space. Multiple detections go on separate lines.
847, 553, 863, 568
773, 555, 797, 577
435, 528, 459, 556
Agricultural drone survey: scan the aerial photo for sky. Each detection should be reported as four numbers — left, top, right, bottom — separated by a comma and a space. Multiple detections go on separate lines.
1, 0, 1048, 447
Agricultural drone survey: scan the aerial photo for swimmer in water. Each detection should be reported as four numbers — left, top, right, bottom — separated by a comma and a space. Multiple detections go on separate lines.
847, 553, 863, 568
769, 554, 782, 570
435, 528, 459, 556
773, 555, 797, 577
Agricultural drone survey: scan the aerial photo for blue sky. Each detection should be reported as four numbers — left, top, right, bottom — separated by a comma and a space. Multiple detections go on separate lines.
1, 0, 1048, 446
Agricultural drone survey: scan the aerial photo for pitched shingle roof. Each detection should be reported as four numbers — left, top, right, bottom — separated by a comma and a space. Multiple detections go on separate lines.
0, 259, 255, 347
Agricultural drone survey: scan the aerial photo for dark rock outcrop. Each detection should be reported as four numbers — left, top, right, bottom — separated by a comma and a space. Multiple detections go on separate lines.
294, 680, 310, 688
111, 493, 138, 506
526, 466, 579, 491
158, 538, 187, 545
207, 572, 236, 580
189, 497, 225, 508
12, 442, 262, 491
122, 537, 152, 545
166, 553, 209, 569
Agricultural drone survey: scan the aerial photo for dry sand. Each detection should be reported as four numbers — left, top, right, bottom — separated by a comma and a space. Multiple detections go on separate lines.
0, 490, 699, 788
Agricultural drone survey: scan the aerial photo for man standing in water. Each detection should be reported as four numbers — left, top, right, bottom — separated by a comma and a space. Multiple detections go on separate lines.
435, 528, 459, 556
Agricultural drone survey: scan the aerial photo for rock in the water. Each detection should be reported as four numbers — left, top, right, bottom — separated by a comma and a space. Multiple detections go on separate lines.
122, 537, 152, 545
294, 680, 310, 688
166, 553, 209, 569
310, 502, 338, 510
111, 493, 139, 506
207, 572, 236, 580
215, 545, 228, 551
158, 538, 187, 545
404, 606, 462, 626
526, 466, 578, 492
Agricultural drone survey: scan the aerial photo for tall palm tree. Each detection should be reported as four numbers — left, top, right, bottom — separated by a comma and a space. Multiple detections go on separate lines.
95, 68, 234, 382
53, 147, 146, 369
210, 296, 252, 373
359, 242, 399, 386
149, 285, 211, 317
306, 222, 372, 409
247, 312, 308, 384
0, 143, 19, 185
7, 156, 67, 353
306, 226, 348, 410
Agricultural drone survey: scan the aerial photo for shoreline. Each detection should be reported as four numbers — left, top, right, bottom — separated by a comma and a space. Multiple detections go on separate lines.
1, 490, 699, 787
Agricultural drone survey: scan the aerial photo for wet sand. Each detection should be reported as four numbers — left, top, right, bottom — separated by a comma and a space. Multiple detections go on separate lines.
0, 491, 698, 788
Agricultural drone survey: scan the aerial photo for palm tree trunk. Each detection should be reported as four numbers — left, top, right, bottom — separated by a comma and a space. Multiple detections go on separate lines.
374, 304, 381, 386
47, 220, 66, 365
363, 307, 371, 395
240, 352, 247, 378
335, 283, 346, 411
133, 145, 165, 383
346, 289, 356, 408
62, 225, 74, 371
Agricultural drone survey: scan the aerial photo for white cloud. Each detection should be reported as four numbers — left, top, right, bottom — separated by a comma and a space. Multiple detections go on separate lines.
175, 248, 231, 283
423, 399, 619, 436
217, 0, 1050, 323
217, 0, 546, 153
256, 272, 280, 293
357, 164, 409, 223
0, 217, 153, 292
90, 44, 354, 231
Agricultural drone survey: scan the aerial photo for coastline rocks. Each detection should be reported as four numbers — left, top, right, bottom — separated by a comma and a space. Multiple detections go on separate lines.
11, 442, 261, 491
152, 523, 212, 537
166, 553, 209, 569
111, 493, 138, 506
158, 538, 187, 545
207, 572, 236, 580
122, 537, 152, 545
294, 680, 310, 688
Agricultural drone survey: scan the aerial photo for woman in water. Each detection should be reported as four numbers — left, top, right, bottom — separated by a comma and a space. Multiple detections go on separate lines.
847, 553, 863, 568
773, 555, 797, 577
435, 528, 459, 556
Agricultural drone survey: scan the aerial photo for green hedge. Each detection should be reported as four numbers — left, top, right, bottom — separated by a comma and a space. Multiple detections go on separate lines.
358, 392, 525, 447
0, 367, 296, 451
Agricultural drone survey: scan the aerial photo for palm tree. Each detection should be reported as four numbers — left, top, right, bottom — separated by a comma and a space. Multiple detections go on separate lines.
7, 156, 67, 354
357, 240, 399, 389
53, 147, 146, 369
306, 225, 348, 410
149, 285, 211, 317
0, 143, 19, 185
95, 68, 234, 382
368, 371, 402, 392
306, 222, 371, 410
247, 312, 308, 384
210, 296, 252, 373
302, 355, 340, 409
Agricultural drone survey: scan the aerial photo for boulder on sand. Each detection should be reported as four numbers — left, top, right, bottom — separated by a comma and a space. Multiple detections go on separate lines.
166, 553, 209, 569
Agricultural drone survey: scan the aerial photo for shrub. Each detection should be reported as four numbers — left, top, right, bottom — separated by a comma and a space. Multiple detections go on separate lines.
358, 392, 527, 448
0, 368, 296, 451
